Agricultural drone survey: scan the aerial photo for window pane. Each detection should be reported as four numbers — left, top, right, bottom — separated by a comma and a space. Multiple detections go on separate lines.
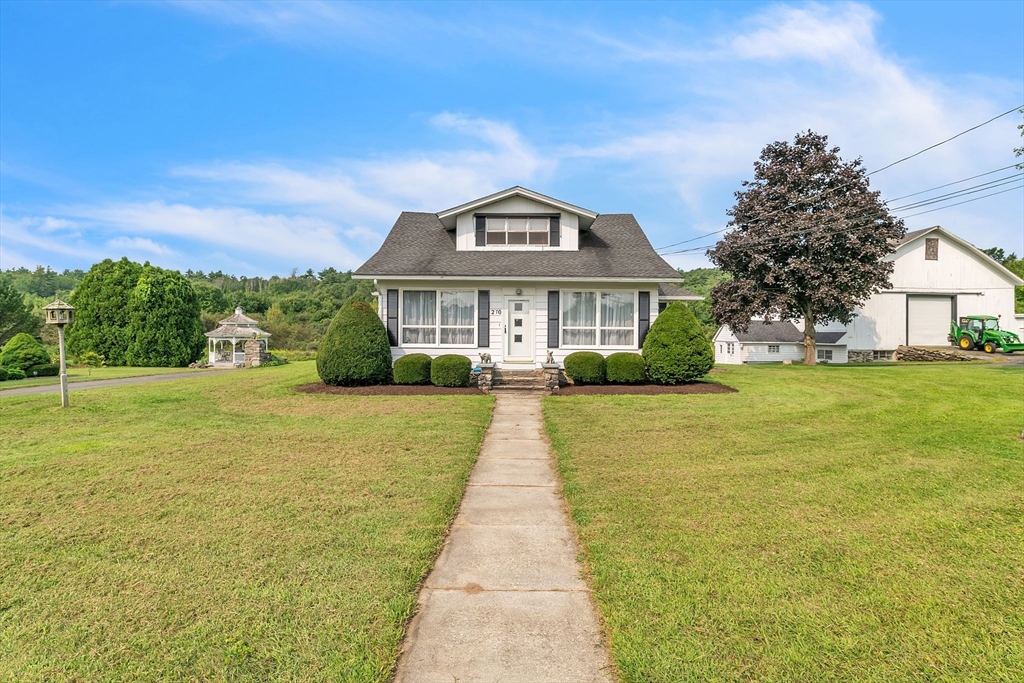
601, 292, 634, 328
563, 292, 597, 327
563, 328, 596, 345
507, 218, 528, 232
529, 217, 549, 231
486, 231, 506, 244
601, 329, 634, 346
440, 328, 474, 345
486, 217, 505, 231
507, 231, 528, 244
403, 327, 436, 344
403, 291, 436, 326
440, 290, 475, 326
529, 231, 549, 244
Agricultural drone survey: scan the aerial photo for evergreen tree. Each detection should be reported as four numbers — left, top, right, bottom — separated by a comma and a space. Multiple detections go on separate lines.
0, 278, 42, 345
67, 258, 143, 365
124, 265, 205, 367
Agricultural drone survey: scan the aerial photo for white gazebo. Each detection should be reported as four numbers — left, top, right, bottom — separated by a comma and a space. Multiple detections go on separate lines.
205, 307, 271, 366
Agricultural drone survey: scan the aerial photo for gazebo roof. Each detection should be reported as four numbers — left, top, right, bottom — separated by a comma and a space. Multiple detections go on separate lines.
218, 307, 260, 326
205, 324, 271, 339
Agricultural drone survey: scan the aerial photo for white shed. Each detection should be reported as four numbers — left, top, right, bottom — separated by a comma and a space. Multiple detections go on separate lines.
713, 321, 848, 364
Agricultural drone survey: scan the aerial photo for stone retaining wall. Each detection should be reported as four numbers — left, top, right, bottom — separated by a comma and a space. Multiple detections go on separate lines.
893, 346, 977, 362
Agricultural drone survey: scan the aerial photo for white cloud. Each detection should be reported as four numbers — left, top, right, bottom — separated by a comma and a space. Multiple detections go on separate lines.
106, 236, 178, 257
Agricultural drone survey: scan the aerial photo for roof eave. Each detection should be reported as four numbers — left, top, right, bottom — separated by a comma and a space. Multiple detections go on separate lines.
436, 186, 598, 228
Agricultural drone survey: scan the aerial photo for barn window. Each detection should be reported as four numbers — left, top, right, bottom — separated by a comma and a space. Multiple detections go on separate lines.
768, 345, 780, 353
925, 238, 938, 260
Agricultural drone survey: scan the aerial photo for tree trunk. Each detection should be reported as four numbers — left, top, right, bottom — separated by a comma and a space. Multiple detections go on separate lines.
803, 309, 816, 366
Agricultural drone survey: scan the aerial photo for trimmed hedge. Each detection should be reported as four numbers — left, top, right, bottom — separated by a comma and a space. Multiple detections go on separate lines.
394, 353, 433, 385
0, 367, 8, 381
25, 363, 60, 377
605, 352, 646, 384
431, 354, 472, 387
564, 351, 606, 385
0, 333, 51, 372
316, 302, 393, 386
6, 368, 26, 381
642, 301, 714, 384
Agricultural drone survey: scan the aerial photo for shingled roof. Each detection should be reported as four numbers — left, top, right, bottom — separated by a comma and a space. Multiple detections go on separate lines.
658, 282, 702, 300
354, 212, 682, 280
729, 321, 846, 344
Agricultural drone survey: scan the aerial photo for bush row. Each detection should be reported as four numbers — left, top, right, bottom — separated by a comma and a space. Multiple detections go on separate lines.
394, 353, 472, 387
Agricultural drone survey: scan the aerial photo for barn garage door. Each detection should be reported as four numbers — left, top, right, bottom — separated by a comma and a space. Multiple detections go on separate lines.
908, 295, 952, 346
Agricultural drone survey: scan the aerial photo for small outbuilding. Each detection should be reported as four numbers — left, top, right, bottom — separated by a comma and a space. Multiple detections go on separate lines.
205, 307, 271, 367
714, 320, 848, 364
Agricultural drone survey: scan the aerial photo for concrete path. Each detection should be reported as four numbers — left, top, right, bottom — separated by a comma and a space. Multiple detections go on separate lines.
0, 370, 232, 397
394, 393, 615, 683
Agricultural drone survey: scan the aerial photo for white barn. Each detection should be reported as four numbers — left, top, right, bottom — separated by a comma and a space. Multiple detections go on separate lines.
715, 225, 1023, 364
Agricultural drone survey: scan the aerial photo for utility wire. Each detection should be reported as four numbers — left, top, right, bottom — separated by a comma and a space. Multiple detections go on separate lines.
898, 184, 1023, 219
889, 173, 1023, 211
886, 163, 1021, 201
655, 105, 1024, 253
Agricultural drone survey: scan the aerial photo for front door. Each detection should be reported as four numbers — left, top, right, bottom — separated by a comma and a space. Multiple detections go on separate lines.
507, 299, 532, 360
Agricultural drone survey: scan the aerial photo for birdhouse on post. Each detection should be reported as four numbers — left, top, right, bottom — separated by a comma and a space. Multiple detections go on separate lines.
43, 298, 75, 407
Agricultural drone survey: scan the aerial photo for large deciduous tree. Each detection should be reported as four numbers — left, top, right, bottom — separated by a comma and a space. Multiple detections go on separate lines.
0, 278, 42, 345
709, 131, 905, 365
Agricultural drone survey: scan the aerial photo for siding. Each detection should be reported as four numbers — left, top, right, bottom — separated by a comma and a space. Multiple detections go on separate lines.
740, 343, 804, 364
455, 196, 580, 251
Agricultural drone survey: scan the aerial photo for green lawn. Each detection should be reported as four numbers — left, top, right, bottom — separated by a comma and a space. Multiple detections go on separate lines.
0, 365, 212, 390
0, 363, 493, 681
545, 363, 1024, 682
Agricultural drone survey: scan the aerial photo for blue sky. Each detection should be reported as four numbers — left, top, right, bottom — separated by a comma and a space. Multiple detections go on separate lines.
1, 1, 1022, 276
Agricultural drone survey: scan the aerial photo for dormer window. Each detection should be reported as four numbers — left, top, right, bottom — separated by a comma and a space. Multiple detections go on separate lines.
486, 216, 550, 245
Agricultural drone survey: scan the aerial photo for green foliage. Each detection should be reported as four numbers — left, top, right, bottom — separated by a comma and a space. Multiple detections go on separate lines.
192, 283, 229, 313
394, 353, 433, 385
0, 367, 8, 381
1, 266, 85, 298
123, 265, 206, 367
67, 258, 144, 365
25, 363, 60, 377
317, 302, 392, 386
605, 352, 647, 384
5, 367, 26, 380
252, 353, 289, 368
1004, 256, 1024, 314
430, 354, 472, 387
676, 267, 730, 339
643, 302, 714, 384
0, 277, 43, 346
0, 332, 52, 371
78, 351, 106, 368
564, 351, 606, 385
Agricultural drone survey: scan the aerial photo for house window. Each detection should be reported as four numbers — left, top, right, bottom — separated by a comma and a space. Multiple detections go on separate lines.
727, 343, 735, 354
925, 238, 938, 260
402, 290, 475, 346
562, 290, 635, 347
486, 216, 550, 245
817, 348, 833, 361
872, 350, 892, 361
768, 345, 780, 353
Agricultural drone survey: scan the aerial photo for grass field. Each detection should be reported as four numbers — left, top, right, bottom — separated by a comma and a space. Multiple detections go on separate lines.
545, 363, 1024, 682
0, 363, 493, 681
0, 365, 212, 390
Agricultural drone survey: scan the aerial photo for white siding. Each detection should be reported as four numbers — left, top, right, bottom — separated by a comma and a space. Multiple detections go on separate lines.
712, 327, 742, 365
740, 343, 805, 364
816, 345, 848, 363
455, 196, 580, 251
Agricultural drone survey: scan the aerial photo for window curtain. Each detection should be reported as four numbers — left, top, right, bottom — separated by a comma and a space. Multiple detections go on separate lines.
440, 290, 475, 345
562, 291, 597, 345
601, 292, 634, 345
402, 291, 436, 344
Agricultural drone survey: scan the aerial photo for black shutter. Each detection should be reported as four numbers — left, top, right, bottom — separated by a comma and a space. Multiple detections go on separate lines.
475, 215, 486, 247
478, 290, 489, 348
549, 215, 560, 247
547, 291, 560, 348
386, 289, 399, 346
638, 291, 651, 347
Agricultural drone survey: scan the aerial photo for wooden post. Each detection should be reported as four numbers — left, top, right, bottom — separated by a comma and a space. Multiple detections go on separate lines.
57, 324, 69, 408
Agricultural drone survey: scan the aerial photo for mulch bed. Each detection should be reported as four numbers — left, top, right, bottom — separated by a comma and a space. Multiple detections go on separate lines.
554, 382, 737, 396
294, 382, 483, 396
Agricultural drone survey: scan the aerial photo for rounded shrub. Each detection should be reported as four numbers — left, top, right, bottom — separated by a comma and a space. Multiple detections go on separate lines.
0, 367, 8, 381
0, 333, 51, 372
431, 354, 472, 387
642, 301, 714, 384
394, 353, 433, 385
564, 351, 606, 385
26, 363, 60, 377
6, 368, 26, 381
605, 352, 646, 384
316, 301, 393, 386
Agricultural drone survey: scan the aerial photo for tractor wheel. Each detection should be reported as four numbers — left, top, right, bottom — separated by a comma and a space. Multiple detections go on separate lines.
958, 336, 974, 350
982, 341, 997, 354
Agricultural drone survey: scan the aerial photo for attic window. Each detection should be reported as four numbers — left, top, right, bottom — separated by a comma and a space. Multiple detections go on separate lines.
925, 238, 938, 260
486, 217, 549, 245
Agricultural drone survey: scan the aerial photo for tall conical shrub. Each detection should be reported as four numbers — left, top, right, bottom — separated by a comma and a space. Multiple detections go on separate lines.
317, 302, 392, 386
642, 302, 714, 384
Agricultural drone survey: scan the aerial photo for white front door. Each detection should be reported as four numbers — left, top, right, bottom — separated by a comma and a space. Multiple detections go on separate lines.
507, 299, 533, 360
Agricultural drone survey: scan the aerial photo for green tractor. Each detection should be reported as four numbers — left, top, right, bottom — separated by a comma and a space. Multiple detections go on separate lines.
949, 315, 1024, 354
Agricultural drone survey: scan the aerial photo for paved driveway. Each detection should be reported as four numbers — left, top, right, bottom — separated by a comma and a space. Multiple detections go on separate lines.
0, 370, 233, 398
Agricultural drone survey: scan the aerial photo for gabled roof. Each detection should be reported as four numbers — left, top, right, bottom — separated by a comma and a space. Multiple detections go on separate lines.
354, 212, 682, 281
898, 225, 1024, 286
218, 307, 260, 326
205, 324, 270, 339
658, 283, 703, 300
437, 186, 598, 229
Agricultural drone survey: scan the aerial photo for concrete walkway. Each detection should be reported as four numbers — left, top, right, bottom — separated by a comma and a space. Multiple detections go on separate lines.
0, 370, 232, 397
395, 393, 614, 682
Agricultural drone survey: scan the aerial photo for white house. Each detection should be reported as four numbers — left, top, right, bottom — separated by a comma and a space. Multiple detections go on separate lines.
714, 225, 1024, 364
353, 187, 699, 368
714, 322, 848, 364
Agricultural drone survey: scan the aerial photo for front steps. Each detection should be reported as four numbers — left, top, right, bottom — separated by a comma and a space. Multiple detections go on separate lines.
491, 369, 547, 392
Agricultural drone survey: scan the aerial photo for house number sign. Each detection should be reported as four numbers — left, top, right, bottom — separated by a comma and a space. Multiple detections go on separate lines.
490, 308, 502, 315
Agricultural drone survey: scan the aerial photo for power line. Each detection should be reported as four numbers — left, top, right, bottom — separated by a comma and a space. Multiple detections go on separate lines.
655, 105, 1024, 253
886, 163, 1021, 201
898, 184, 1023, 219
890, 173, 1023, 211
